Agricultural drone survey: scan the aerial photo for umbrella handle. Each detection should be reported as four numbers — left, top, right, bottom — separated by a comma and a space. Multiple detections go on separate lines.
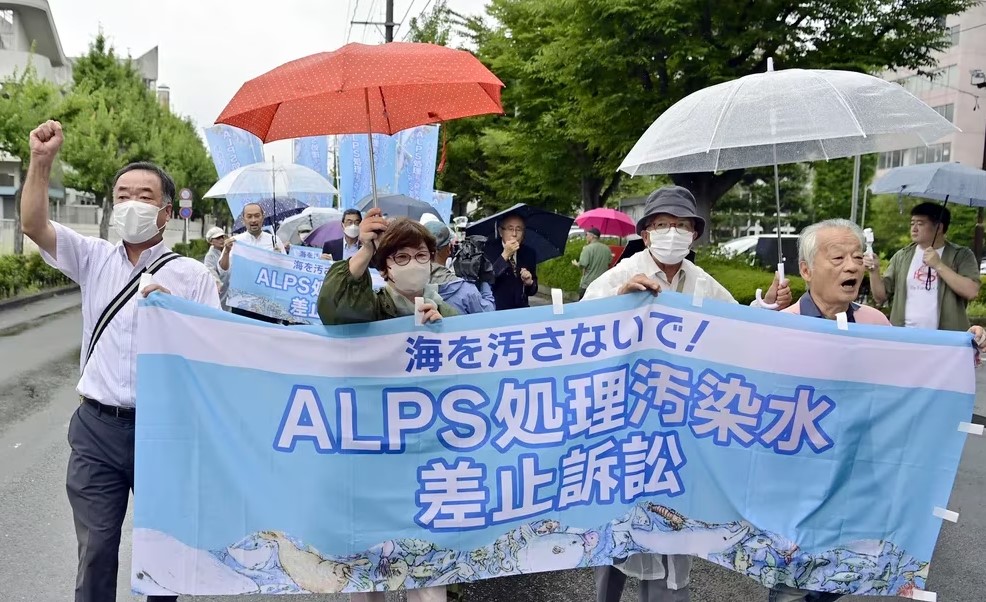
754, 263, 786, 310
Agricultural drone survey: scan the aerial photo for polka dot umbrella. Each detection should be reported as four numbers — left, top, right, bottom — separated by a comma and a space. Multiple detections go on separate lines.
215, 42, 505, 207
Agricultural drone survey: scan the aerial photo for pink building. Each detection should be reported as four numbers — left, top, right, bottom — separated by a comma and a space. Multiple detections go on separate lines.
877, 5, 986, 172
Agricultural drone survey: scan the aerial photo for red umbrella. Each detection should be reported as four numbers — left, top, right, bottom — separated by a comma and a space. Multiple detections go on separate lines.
216, 43, 504, 206
217, 43, 503, 139
575, 208, 636, 237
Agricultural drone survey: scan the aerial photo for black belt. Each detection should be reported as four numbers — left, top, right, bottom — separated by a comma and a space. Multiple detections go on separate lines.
82, 397, 136, 420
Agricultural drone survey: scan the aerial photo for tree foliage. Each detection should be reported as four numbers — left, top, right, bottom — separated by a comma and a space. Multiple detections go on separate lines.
0, 60, 62, 253
425, 0, 977, 230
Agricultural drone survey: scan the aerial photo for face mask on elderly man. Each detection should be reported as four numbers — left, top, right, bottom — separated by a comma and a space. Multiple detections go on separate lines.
111, 200, 166, 244
649, 228, 693, 264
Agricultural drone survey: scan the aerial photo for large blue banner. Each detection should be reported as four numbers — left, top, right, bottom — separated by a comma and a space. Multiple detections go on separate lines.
395, 125, 440, 202
132, 292, 975, 598
203, 125, 265, 178
226, 245, 383, 324
338, 134, 397, 210
292, 137, 335, 208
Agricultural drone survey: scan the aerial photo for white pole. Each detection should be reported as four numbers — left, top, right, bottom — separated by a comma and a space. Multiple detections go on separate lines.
850, 154, 861, 223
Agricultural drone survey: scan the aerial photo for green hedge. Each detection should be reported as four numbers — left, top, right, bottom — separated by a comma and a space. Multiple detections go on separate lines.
173, 238, 211, 260
0, 254, 72, 300
539, 242, 806, 304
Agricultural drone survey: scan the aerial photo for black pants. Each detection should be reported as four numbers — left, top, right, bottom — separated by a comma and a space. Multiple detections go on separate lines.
66, 401, 176, 602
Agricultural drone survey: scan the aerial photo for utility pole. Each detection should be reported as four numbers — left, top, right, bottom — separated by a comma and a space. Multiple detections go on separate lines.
352, 0, 397, 43
385, 0, 394, 42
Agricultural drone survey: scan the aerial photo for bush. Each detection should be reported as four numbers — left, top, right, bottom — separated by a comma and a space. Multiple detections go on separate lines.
541, 242, 806, 304
173, 238, 211, 260
975, 276, 986, 306
0, 254, 72, 300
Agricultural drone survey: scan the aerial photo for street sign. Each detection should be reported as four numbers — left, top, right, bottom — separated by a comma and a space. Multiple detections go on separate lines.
178, 206, 193, 220
179, 188, 193, 201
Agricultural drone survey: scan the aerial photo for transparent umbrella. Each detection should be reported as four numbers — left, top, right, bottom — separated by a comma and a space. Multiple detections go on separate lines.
620, 59, 957, 305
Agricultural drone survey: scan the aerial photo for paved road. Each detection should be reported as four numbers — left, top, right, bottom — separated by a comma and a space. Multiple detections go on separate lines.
0, 293, 982, 601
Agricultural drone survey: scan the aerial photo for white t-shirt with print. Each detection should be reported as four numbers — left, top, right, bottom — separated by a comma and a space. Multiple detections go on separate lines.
904, 246, 944, 330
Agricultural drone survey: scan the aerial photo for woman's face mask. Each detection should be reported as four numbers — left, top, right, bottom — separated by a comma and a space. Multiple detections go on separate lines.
648, 228, 693, 264
111, 200, 166, 244
388, 262, 431, 294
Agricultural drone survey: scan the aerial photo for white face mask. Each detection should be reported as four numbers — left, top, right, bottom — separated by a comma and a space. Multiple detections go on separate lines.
344, 225, 360, 239
389, 262, 431, 294
648, 228, 693, 264
112, 200, 166, 244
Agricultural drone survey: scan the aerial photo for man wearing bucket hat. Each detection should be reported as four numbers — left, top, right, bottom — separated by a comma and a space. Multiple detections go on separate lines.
584, 185, 790, 602
582, 185, 789, 306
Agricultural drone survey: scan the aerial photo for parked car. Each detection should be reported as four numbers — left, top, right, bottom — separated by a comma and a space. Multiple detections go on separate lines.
980, 259, 986, 275
718, 234, 800, 275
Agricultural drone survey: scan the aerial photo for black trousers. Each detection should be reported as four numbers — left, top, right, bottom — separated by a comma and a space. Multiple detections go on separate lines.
66, 402, 176, 602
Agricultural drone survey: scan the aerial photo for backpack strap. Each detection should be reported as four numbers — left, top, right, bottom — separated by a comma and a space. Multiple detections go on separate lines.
83, 252, 181, 371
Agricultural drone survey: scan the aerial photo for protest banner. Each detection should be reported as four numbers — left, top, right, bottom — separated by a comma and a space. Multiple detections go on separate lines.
287, 245, 323, 261
292, 136, 335, 208
132, 292, 973, 598
395, 125, 440, 202
226, 245, 384, 324
203, 125, 265, 179
338, 134, 397, 210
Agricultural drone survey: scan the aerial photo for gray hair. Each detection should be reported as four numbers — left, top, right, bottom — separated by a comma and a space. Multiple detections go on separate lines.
798, 219, 865, 267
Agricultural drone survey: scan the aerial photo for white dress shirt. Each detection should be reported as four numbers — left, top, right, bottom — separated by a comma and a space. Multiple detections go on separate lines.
234, 230, 285, 252
582, 250, 736, 303
42, 221, 221, 407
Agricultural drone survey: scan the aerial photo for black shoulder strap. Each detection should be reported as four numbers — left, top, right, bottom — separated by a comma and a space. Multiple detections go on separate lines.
83, 252, 181, 370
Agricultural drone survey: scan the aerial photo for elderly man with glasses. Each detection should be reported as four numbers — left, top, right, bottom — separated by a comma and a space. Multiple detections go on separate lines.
484, 212, 539, 310
583, 185, 789, 602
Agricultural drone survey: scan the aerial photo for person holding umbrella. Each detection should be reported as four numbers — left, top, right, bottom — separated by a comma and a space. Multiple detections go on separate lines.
864, 202, 980, 332
484, 213, 538, 310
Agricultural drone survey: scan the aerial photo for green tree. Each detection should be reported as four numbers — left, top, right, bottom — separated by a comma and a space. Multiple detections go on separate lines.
59, 35, 159, 240
0, 60, 62, 254
811, 155, 878, 222
714, 164, 812, 242
469, 0, 976, 234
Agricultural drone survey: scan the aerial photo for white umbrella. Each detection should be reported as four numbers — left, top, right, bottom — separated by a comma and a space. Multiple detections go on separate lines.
204, 161, 338, 227
276, 207, 344, 244
620, 63, 957, 176
619, 59, 957, 306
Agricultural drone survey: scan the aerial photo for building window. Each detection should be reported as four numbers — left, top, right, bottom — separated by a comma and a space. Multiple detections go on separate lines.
949, 25, 960, 46
0, 10, 13, 50
911, 142, 951, 165
933, 103, 954, 122
0, 173, 14, 187
878, 149, 904, 170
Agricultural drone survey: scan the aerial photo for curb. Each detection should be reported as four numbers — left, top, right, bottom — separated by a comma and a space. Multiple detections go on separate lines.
0, 284, 80, 312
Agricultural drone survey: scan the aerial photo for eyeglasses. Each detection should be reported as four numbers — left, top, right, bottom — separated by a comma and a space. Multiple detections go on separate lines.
500, 226, 525, 233
646, 223, 694, 234
343, 220, 361, 226
390, 251, 431, 266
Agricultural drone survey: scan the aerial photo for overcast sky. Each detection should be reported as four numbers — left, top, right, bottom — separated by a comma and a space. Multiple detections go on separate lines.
46, 0, 489, 159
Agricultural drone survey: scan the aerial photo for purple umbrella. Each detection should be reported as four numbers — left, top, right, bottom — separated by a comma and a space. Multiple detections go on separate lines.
306, 222, 345, 247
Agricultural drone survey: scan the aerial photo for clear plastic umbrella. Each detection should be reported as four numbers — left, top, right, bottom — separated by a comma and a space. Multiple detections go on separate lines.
204, 161, 338, 227
620, 59, 957, 306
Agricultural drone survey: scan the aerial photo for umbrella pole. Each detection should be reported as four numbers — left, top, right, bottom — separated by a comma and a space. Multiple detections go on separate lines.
928, 196, 949, 287
365, 89, 379, 210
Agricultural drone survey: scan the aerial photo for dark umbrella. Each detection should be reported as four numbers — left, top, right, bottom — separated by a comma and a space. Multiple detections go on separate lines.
466, 203, 574, 263
305, 222, 345, 248
231, 196, 307, 233
355, 193, 443, 222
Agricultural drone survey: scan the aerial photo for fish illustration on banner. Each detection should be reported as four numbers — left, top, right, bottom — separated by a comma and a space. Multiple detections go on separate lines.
132, 292, 973, 598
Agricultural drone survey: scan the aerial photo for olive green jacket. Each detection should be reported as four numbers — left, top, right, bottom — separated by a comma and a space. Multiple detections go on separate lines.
317, 260, 458, 325
881, 240, 979, 331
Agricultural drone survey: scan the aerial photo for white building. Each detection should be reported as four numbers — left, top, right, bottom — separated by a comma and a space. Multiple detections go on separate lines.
0, 0, 168, 232
877, 5, 986, 172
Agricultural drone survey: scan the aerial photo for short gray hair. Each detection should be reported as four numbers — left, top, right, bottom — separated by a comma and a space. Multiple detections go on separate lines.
798, 219, 865, 267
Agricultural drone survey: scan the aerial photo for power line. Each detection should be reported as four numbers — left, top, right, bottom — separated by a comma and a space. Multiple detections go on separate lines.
363, 0, 380, 43
346, 0, 362, 43
395, 0, 419, 36
401, 0, 436, 41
